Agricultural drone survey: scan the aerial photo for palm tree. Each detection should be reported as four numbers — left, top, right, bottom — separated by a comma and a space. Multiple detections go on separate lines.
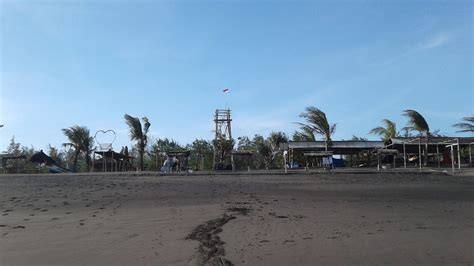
402, 109, 430, 165
298, 106, 336, 151
124, 114, 151, 171
402, 109, 430, 137
81, 128, 94, 171
453, 116, 474, 133
369, 119, 398, 141
62, 125, 90, 171
292, 125, 316, 142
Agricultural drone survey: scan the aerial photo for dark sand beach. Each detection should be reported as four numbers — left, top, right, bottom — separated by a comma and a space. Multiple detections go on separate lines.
1, 172, 473, 265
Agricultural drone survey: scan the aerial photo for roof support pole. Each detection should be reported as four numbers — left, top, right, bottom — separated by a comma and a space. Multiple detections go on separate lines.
469, 144, 472, 168
436, 144, 440, 168
418, 138, 422, 171
231, 153, 235, 172
457, 139, 461, 170
450, 145, 455, 173
304, 156, 308, 171
403, 143, 406, 169
377, 152, 380, 171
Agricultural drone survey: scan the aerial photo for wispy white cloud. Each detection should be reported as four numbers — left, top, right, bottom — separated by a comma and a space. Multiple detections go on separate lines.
373, 32, 454, 68
416, 32, 452, 50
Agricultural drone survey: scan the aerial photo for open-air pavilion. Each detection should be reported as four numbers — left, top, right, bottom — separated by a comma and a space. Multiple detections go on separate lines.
283, 140, 385, 168
283, 137, 474, 170
93, 150, 135, 172
385, 137, 474, 169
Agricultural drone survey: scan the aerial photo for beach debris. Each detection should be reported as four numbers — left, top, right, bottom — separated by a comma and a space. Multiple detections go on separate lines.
186, 214, 236, 266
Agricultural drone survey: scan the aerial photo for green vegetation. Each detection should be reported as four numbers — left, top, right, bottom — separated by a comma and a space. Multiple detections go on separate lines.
1, 108, 472, 174
297, 106, 336, 151
369, 119, 398, 141
453, 116, 474, 133
124, 114, 150, 171
62, 125, 94, 171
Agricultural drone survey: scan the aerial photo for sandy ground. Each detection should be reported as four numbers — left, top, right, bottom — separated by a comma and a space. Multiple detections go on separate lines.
0, 171, 473, 265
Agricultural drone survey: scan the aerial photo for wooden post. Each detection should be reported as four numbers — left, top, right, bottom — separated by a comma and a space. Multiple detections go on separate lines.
436, 144, 440, 168
469, 144, 472, 168
457, 139, 461, 170
377, 152, 380, 171
231, 153, 235, 171
418, 138, 422, 171
403, 143, 406, 168
450, 145, 455, 173
368, 151, 372, 168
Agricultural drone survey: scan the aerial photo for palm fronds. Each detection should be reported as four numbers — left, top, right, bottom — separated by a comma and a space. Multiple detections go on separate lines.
402, 109, 429, 136
62, 125, 93, 171
298, 106, 336, 150
124, 114, 143, 141
453, 116, 474, 133
369, 119, 397, 140
124, 114, 151, 171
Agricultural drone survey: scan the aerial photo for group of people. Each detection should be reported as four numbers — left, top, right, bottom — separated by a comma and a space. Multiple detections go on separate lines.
322, 155, 334, 170
161, 156, 179, 174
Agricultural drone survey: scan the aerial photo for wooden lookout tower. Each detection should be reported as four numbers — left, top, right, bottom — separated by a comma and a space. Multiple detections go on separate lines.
213, 109, 233, 170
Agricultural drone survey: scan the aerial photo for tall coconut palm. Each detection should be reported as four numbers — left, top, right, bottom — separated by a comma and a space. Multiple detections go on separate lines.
81, 128, 94, 171
292, 125, 316, 142
369, 119, 398, 141
124, 114, 151, 171
62, 125, 90, 171
402, 109, 430, 165
298, 106, 336, 151
453, 116, 474, 133
402, 109, 430, 137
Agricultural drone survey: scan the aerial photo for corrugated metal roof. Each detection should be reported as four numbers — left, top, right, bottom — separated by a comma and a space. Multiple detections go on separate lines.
288, 141, 384, 149
390, 137, 474, 145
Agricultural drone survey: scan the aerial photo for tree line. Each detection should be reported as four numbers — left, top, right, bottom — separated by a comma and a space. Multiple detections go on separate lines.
2, 110, 472, 173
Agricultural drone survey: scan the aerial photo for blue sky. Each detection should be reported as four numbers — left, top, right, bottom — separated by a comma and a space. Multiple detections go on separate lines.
1, 0, 472, 152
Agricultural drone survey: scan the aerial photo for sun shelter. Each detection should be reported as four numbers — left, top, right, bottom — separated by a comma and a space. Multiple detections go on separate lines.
1, 154, 27, 174
302, 151, 334, 169
166, 150, 191, 172
284, 140, 384, 168
93, 150, 134, 172
372, 149, 399, 170
385, 137, 474, 170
